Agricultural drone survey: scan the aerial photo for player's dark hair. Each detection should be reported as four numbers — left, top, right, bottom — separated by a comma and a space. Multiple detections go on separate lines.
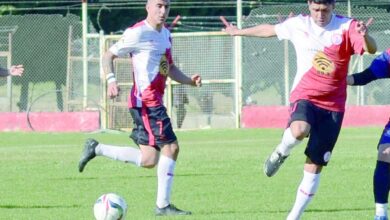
308, 0, 335, 4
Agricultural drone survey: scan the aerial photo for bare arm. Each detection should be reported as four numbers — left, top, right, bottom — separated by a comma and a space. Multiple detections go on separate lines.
169, 64, 201, 87
102, 51, 117, 75
0, 65, 24, 77
363, 34, 377, 54
102, 50, 120, 99
223, 23, 276, 38
355, 18, 377, 54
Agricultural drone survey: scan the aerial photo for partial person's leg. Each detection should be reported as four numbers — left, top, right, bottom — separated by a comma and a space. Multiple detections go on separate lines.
277, 121, 309, 155
287, 108, 342, 219
287, 160, 322, 220
263, 121, 309, 177
78, 139, 160, 172
156, 141, 179, 209
264, 100, 314, 177
95, 142, 142, 166
96, 143, 159, 168
374, 143, 390, 219
155, 141, 191, 215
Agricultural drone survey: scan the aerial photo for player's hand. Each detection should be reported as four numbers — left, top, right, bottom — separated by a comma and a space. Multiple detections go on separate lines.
168, 15, 181, 31
355, 18, 373, 36
9, 65, 24, 76
107, 82, 120, 99
191, 74, 201, 87
220, 16, 238, 36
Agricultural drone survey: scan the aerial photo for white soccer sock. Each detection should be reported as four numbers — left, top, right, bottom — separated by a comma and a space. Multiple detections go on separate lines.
276, 127, 302, 156
156, 155, 176, 208
95, 143, 141, 166
376, 203, 388, 217
287, 170, 321, 220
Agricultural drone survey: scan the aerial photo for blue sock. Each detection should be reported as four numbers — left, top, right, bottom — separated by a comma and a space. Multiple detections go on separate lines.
374, 161, 390, 204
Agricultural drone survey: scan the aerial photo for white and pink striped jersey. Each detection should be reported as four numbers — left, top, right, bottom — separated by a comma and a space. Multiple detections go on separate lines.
275, 14, 365, 112
109, 20, 173, 108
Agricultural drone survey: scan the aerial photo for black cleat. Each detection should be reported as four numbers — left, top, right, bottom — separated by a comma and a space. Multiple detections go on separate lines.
263, 150, 289, 177
155, 204, 192, 216
78, 138, 98, 172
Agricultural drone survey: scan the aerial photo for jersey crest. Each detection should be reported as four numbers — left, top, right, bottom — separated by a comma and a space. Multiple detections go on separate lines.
159, 54, 169, 76
312, 51, 335, 75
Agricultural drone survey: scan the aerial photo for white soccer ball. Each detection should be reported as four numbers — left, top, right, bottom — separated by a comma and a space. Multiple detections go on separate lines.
93, 193, 128, 220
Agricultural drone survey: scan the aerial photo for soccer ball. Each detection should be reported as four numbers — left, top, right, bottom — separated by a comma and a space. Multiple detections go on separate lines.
93, 193, 128, 220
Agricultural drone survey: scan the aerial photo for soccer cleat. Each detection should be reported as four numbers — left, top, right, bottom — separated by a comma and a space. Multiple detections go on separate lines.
375, 216, 389, 220
263, 150, 288, 177
155, 204, 192, 216
78, 138, 99, 172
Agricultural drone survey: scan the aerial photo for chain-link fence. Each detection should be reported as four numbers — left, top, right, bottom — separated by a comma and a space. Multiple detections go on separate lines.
101, 32, 236, 130
1, 1, 389, 131
241, 3, 390, 107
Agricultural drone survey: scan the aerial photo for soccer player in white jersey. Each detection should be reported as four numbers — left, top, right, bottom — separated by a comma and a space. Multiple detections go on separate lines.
222, 0, 376, 219
347, 48, 390, 220
78, 0, 201, 216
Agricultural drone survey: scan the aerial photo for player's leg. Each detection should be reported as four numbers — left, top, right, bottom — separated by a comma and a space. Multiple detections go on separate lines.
143, 105, 191, 215
155, 141, 191, 216
374, 122, 390, 220
287, 108, 343, 220
78, 107, 154, 172
78, 138, 144, 172
287, 160, 322, 220
264, 100, 313, 177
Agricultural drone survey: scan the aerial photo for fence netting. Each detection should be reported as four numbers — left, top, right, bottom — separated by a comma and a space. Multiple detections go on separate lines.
0, 1, 389, 131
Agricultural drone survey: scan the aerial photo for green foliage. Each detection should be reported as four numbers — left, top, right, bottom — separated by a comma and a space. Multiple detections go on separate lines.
0, 127, 381, 219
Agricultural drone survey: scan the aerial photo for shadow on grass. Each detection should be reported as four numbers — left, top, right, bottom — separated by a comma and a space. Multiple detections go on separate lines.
0, 204, 81, 209
196, 207, 372, 215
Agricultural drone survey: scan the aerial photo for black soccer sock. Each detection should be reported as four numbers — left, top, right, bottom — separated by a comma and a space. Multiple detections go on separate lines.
374, 160, 390, 204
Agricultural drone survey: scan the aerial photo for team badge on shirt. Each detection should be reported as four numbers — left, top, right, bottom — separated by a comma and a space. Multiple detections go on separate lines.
312, 51, 335, 75
331, 34, 342, 45
159, 54, 169, 76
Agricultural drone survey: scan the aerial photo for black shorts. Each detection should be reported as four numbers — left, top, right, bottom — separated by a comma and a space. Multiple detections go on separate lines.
129, 106, 177, 148
288, 100, 344, 166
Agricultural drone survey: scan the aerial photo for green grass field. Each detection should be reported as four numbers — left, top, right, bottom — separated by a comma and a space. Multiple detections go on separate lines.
0, 127, 383, 219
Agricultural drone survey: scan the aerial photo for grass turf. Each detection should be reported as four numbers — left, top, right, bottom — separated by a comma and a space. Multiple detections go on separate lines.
0, 127, 382, 219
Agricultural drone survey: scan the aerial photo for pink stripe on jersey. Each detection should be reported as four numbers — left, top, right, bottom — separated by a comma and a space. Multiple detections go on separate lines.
137, 74, 167, 107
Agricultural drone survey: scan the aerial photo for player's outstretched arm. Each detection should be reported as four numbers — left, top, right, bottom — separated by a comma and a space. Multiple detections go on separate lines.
347, 69, 377, 86
348, 49, 390, 86
355, 18, 377, 54
0, 65, 24, 77
220, 16, 276, 37
169, 64, 201, 87
9, 65, 24, 76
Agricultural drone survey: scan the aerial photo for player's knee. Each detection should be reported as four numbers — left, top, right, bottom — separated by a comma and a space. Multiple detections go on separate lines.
161, 142, 180, 158
291, 123, 310, 140
140, 157, 159, 168
170, 144, 180, 154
